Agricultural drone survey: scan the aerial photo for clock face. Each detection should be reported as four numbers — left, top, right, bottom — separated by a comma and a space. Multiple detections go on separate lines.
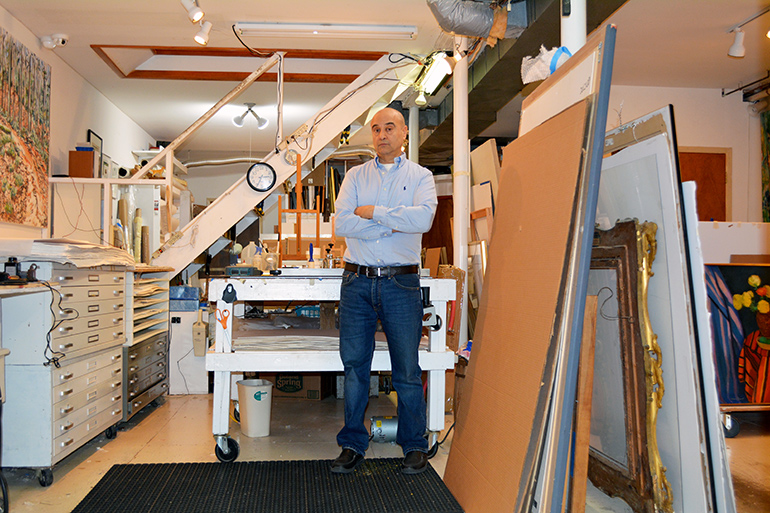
246, 162, 277, 192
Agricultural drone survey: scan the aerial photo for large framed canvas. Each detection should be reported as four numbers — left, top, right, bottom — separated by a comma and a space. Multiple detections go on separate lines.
0, 27, 51, 227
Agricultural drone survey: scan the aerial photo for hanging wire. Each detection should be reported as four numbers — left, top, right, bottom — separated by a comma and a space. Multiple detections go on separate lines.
596, 286, 635, 322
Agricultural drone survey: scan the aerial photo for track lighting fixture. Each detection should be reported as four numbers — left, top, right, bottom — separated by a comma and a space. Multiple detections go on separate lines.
726, 5, 770, 58
728, 29, 745, 58
194, 21, 213, 46
414, 91, 428, 107
181, 0, 204, 24
233, 103, 269, 129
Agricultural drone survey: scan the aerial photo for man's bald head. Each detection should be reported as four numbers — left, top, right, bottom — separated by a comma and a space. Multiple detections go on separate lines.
371, 107, 408, 163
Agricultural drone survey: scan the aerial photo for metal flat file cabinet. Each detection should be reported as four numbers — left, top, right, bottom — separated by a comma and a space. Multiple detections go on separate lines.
1, 263, 125, 486
123, 267, 170, 421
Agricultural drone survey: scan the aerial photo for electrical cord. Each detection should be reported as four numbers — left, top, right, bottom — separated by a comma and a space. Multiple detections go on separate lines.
231, 24, 274, 57
39, 280, 80, 368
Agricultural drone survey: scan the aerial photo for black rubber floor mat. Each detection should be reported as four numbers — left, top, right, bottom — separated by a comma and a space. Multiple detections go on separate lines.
72, 459, 463, 513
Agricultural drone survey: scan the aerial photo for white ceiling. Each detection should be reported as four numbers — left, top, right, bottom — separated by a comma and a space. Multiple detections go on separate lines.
1, 0, 768, 160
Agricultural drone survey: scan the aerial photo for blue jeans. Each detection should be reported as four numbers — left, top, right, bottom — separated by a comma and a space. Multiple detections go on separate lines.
336, 270, 428, 456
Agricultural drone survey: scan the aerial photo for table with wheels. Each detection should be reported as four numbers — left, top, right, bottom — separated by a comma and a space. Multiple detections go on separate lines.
207, 269, 455, 462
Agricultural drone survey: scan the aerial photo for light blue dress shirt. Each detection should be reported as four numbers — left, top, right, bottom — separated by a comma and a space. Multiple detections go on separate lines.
334, 153, 438, 267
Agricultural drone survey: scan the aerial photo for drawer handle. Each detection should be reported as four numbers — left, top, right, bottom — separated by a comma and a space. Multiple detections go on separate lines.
88, 305, 100, 313
129, 366, 137, 372
87, 319, 99, 328
112, 394, 122, 402
161, 383, 169, 389
112, 354, 122, 361
113, 290, 123, 297
60, 308, 76, 317
88, 334, 100, 343
129, 391, 136, 397
60, 388, 74, 397
129, 379, 136, 385
112, 381, 121, 388
61, 438, 74, 447
157, 373, 166, 379
113, 317, 123, 325
60, 372, 73, 380
63, 293, 74, 298
60, 405, 74, 414
133, 400, 143, 408
58, 276, 74, 281
112, 408, 122, 416
114, 303, 124, 310
157, 352, 166, 357
114, 331, 124, 338
114, 276, 124, 282
156, 340, 166, 347
88, 290, 100, 297
129, 354, 137, 360
59, 326, 73, 333
157, 362, 166, 368
59, 343, 74, 350
112, 368, 121, 375
61, 421, 74, 431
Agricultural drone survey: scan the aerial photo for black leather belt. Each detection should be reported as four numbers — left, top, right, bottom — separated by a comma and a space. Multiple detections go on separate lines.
344, 262, 419, 278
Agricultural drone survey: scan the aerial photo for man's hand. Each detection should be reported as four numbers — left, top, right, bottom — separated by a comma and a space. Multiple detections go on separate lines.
354, 205, 375, 219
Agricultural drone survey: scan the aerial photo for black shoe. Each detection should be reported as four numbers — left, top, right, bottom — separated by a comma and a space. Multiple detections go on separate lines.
401, 450, 429, 475
331, 449, 364, 474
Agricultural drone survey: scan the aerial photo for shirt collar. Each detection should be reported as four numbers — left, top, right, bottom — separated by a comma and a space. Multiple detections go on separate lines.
375, 153, 405, 170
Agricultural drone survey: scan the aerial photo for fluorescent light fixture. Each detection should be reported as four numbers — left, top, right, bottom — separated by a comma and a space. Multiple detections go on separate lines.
233, 103, 269, 130
234, 22, 417, 40
194, 21, 213, 46
728, 29, 745, 58
181, 0, 204, 23
417, 52, 454, 96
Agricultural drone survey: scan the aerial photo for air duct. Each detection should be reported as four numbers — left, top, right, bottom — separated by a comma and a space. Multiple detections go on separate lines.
426, 0, 527, 45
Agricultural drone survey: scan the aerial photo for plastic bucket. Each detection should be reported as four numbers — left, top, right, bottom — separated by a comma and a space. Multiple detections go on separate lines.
236, 379, 273, 437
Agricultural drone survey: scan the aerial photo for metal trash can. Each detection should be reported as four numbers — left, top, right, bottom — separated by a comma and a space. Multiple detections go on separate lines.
236, 379, 273, 437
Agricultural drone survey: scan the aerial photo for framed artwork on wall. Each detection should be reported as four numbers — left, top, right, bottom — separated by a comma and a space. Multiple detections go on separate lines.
0, 27, 51, 227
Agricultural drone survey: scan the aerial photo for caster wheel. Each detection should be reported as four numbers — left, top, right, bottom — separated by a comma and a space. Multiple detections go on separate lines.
723, 418, 740, 438
105, 425, 118, 439
215, 437, 240, 463
38, 468, 53, 487
427, 442, 439, 459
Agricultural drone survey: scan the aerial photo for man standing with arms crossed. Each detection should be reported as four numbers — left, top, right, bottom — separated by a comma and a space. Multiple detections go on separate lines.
331, 107, 438, 475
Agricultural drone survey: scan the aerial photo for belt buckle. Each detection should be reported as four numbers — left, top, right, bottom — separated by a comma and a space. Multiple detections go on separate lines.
367, 266, 383, 278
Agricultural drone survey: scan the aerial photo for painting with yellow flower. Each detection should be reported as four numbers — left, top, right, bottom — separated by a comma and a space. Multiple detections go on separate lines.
707, 266, 770, 406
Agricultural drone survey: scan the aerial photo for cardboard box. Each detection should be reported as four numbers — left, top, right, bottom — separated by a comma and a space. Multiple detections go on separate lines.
259, 372, 332, 400
68, 150, 96, 178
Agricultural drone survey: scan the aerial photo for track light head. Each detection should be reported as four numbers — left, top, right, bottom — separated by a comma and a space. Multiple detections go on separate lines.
194, 21, 213, 46
414, 91, 427, 107
728, 29, 746, 58
181, 0, 204, 23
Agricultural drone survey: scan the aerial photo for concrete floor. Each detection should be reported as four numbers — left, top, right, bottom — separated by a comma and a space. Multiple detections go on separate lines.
3, 394, 767, 512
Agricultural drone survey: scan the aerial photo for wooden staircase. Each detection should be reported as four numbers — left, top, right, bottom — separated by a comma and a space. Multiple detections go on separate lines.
149, 55, 417, 275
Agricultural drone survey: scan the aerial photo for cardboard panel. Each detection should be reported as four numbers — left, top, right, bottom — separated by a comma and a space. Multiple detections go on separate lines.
470, 139, 501, 202
444, 99, 589, 513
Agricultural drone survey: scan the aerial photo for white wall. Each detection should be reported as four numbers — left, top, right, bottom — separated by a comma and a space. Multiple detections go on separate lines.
0, 5, 155, 240
608, 85, 761, 222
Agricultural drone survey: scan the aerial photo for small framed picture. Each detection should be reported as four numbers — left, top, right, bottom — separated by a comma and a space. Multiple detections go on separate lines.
87, 129, 103, 177
101, 154, 112, 178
